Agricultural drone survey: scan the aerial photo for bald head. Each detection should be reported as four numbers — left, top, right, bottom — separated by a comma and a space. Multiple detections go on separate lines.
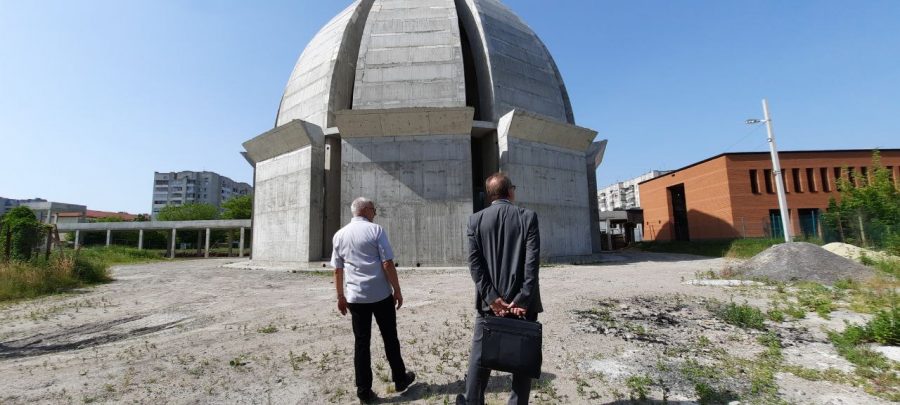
485, 173, 514, 203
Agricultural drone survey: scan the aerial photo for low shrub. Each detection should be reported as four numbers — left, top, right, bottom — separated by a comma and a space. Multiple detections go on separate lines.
713, 301, 767, 330
0, 247, 163, 302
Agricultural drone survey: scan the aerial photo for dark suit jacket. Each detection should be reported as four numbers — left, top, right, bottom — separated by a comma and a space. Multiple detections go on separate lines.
467, 199, 542, 316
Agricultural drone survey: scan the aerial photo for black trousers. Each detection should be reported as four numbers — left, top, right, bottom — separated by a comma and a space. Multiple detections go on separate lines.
464, 312, 539, 405
348, 294, 407, 395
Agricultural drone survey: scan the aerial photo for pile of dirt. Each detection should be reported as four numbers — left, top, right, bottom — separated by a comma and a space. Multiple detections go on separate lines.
822, 242, 894, 262
736, 242, 876, 284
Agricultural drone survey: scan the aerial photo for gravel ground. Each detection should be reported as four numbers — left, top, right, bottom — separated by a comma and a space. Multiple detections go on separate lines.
0, 252, 890, 404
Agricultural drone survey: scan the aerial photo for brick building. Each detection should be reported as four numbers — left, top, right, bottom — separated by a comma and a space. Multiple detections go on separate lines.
638, 149, 900, 242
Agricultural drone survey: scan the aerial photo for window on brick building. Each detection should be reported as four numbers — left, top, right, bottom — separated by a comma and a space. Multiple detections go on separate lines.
749, 169, 760, 194
834, 167, 842, 185
848, 166, 857, 186
820, 168, 831, 192
860, 166, 868, 184
806, 168, 816, 192
792, 168, 803, 193
764, 169, 774, 194
782, 171, 790, 193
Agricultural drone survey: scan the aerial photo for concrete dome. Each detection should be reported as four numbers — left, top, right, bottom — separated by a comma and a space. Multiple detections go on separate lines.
275, 0, 575, 129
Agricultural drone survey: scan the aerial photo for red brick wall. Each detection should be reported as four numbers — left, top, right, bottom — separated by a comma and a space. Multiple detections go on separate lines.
639, 150, 900, 241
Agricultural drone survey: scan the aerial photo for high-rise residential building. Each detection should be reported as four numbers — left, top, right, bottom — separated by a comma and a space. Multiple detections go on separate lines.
151, 171, 252, 218
598, 170, 671, 212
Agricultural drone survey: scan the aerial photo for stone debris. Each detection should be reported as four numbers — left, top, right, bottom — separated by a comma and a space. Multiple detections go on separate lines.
736, 242, 877, 284
822, 242, 896, 263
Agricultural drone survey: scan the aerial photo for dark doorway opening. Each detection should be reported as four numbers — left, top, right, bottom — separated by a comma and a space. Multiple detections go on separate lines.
798, 208, 819, 239
471, 132, 498, 212
769, 209, 792, 239
668, 184, 689, 241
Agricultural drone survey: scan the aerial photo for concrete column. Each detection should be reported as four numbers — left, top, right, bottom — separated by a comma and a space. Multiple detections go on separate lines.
170, 228, 177, 259
74, 230, 80, 249
606, 219, 613, 251
138, 229, 144, 250
239, 227, 245, 258
105, 229, 112, 247
204, 228, 211, 258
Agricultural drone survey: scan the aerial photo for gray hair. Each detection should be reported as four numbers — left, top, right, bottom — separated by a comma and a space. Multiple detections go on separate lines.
351, 197, 373, 216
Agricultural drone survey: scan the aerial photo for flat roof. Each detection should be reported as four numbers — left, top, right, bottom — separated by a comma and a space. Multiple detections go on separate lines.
638, 148, 900, 186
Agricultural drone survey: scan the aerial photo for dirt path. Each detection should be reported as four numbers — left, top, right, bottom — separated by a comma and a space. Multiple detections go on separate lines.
0, 253, 888, 404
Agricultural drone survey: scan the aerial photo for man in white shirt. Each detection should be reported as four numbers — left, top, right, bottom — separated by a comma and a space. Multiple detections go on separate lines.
332, 197, 415, 403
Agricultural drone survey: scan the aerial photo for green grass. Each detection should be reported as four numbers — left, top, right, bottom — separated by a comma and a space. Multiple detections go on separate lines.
0, 246, 164, 302
712, 301, 767, 330
635, 238, 784, 259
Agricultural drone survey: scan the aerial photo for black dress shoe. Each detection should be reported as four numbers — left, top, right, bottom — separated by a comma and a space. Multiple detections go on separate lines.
395, 371, 416, 392
455, 393, 466, 405
357, 389, 378, 404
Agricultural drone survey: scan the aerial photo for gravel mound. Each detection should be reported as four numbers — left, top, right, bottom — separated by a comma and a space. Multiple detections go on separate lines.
737, 242, 876, 284
822, 242, 894, 262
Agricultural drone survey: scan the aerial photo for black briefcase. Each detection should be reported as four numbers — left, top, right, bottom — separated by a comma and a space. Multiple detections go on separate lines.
478, 316, 542, 378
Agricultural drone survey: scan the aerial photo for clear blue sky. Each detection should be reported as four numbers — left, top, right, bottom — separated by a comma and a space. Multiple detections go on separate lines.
2, 0, 898, 214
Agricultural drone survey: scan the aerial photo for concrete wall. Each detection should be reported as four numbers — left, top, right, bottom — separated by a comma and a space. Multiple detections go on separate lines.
340, 135, 472, 265
251, 145, 325, 262
336, 108, 475, 265
497, 111, 595, 258
353, 0, 467, 110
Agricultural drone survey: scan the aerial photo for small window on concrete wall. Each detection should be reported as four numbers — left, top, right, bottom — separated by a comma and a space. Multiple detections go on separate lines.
763, 169, 774, 193
749, 169, 760, 194
806, 168, 817, 192
792, 168, 803, 193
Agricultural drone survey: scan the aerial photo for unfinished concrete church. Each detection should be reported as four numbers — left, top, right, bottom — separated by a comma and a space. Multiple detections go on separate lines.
241, 0, 607, 266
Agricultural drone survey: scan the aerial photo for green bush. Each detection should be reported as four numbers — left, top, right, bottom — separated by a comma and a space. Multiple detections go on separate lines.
714, 301, 767, 330
0, 246, 163, 302
867, 308, 899, 346
1, 206, 45, 261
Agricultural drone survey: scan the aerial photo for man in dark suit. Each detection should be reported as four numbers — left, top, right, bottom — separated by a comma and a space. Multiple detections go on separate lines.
457, 173, 542, 405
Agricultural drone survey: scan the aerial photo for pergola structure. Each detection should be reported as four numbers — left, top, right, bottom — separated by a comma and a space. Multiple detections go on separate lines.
56, 220, 252, 259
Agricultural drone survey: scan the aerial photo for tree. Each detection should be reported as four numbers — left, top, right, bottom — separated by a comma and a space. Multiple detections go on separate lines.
220, 195, 252, 256
221, 195, 252, 220
157, 203, 219, 221
822, 150, 900, 252
0, 206, 44, 261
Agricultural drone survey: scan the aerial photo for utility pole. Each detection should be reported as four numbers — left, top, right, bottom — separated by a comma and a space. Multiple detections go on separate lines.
763, 99, 792, 242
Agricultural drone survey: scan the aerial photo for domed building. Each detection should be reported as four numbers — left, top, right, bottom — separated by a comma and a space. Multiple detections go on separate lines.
242, 0, 606, 266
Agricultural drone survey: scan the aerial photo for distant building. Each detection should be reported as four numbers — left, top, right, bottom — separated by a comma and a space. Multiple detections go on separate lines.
56, 210, 140, 225
19, 200, 87, 224
639, 149, 900, 242
151, 171, 252, 218
0, 197, 47, 216
598, 170, 671, 212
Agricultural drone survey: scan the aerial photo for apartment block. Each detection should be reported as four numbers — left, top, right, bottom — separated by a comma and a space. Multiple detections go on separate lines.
151, 171, 252, 218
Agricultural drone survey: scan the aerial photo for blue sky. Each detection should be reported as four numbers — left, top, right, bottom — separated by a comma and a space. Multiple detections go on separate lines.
1, 0, 898, 214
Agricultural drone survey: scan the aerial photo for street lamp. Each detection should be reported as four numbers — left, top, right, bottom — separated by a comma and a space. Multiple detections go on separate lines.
747, 99, 792, 243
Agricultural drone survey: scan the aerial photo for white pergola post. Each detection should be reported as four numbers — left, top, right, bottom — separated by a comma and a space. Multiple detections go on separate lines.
105, 229, 112, 247
74, 230, 80, 249
239, 227, 245, 258
170, 228, 177, 259
138, 229, 144, 250
204, 228, 211, 258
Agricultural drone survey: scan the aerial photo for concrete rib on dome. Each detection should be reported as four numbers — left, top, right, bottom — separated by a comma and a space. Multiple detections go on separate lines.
275, 0, 374, 129
458, 0, 575, 124
352, 0, 467, 110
